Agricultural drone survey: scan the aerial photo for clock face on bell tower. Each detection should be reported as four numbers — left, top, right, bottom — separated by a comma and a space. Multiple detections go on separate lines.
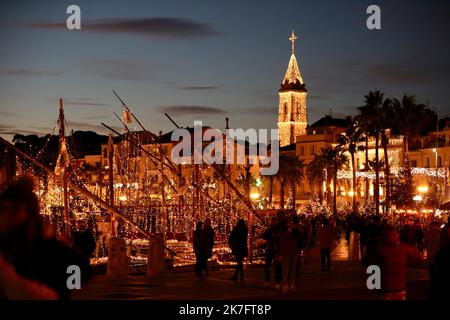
277, 30, 308, 147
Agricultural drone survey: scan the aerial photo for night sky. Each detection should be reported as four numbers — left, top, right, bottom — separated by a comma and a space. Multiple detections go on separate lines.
1, 0, 449, 140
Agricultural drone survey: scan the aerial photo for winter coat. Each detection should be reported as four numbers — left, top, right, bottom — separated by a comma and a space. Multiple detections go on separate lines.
318, 225, 335, 250
426, 226, 441, 265
228, 228, 248, 258
376, 231, 422, 292
203, 227, 215, 258
279, 229, 298, 258
193, 229, 208, 256
262, 227, 276, 255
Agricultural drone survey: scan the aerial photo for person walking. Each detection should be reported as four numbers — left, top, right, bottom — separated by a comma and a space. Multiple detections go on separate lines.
304, 219, 312, 254
228, 219, 248, 281
376, 225, 422, 300
318, 218, 335, 272
425, 221, 441, 275
279, 216, 299, 292
272, 211, 286, 289
193, 221, 207, 278
261, 217, 277, 287
203, 218, 215, 276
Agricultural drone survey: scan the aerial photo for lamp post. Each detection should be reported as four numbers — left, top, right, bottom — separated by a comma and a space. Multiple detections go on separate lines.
380, 175, 386, 215
433, 148, 438, 213
323, 168, 327, 206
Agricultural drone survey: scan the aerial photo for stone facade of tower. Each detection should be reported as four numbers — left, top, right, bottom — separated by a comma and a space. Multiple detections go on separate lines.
278, 90, 307, 147
278, 32, 307, 147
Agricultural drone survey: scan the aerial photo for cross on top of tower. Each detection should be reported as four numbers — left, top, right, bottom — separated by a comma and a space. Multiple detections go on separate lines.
289, 30, 297, 54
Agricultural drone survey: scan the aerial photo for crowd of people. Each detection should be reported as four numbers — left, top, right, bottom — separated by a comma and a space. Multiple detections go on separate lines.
193, 209, 450, 300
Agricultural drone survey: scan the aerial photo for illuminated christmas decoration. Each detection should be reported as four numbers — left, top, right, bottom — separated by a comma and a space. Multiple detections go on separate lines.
337, 167, 448, 180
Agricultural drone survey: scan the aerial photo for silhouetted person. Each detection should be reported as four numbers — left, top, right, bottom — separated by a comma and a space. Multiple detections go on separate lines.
426, 221, 441, 275
228, 219, 248, 281
203, 218, 215, 276
73, 221, 96, 259
0, 176, 91, 299
262, 217, 277, 287
279, 217, 299, 292
428, 223, 450, 300
414, 220, 425, 253
273, 210, 287, 289
318, 219, 334, 271
193, 221, 207, 278
304, 219, 312, 253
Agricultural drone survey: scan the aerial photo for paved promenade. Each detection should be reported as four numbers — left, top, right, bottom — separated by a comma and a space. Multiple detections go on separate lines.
72, 238, 429, 300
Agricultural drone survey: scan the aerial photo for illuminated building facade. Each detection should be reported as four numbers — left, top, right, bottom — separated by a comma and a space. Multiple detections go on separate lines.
278, 31, 308, 147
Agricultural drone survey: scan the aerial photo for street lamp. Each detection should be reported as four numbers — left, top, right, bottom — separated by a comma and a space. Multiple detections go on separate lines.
250, 192, 260, 200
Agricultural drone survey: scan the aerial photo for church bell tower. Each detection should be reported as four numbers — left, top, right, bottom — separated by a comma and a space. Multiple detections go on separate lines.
278, 30, 307, 147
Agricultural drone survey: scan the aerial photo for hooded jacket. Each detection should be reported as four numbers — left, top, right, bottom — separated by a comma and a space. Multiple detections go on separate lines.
376, 230, 422, 292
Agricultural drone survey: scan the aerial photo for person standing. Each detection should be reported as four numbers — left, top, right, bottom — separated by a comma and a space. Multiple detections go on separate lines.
318, 218, 335, 272
203, 218, 215, 276
228, 219, 248, 281
376, 225, 422, 300
0, 176, 91, 299
72, 220, 96, 259
279, 217, 299, 292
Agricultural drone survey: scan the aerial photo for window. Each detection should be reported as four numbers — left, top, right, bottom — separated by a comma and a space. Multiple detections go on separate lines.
284, 102, 288, 121
311, 145, 315, 155
438, 156, 442, 167
410, 160, 417, 167
425, 157, 430, 168
299, 146, 305, 156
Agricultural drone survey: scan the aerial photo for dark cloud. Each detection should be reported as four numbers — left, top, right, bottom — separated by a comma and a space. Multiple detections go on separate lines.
233, 106, 276, 114
80, 115, 109, 120
78, 59, 166, 82
158, 105, 225, 116
66, 120, 121, 133
175, 86, 219, 90
29, 17, 223, 39
362, 60, 450, 85
45, 97, 109, 107
0, 111, 20, 117
0, 123, 45, 136
0, 68, 63, 76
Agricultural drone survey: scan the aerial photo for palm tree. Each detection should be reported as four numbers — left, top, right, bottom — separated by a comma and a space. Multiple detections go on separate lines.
329, 148, 348, 215
379, 100, 395, 208
357, 90, 391, 214
263, 175, 275, 207
337, 120, 364, 212
286, 158, 305, 211
307, 147, 347, 214
236, 164, 255, 204
392, 95, 434, 166
307, 156, 326, 203
275, 154, 304, 209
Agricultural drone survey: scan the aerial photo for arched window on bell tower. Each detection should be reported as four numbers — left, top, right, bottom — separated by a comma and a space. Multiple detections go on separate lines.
284, 102, 288, 121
